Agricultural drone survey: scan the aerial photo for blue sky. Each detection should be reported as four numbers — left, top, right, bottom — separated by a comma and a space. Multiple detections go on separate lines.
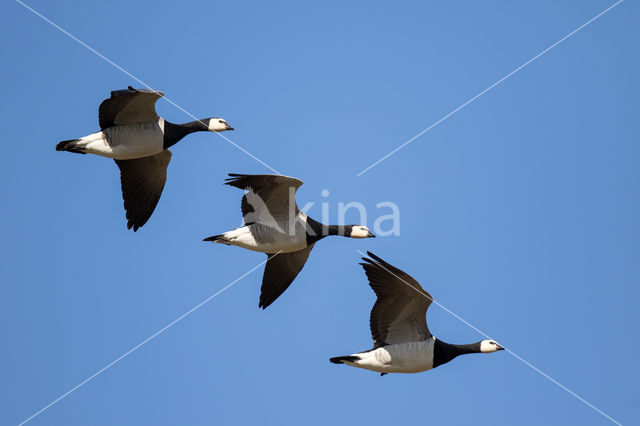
1, 1, 638, 425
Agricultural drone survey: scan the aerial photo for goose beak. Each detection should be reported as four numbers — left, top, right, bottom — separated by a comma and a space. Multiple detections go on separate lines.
226, 125, 234, 131
496, 345, 505, 351
367, 232, 376, 238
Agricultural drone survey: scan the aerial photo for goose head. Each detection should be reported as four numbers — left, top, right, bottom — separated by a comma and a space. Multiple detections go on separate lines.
480, 340, 505, 353
347, 225, 376, 239
204, 118, 234, 132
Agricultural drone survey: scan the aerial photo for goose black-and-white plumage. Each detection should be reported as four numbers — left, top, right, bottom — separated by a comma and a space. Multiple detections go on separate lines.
203, 174, 376, 309
56, 86, 233, 231
330, 252, 504, 375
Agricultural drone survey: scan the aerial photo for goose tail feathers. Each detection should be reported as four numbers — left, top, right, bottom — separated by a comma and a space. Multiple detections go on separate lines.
203, 234, 230, 244
329, 355, 360, 365
56, 139, 86, 154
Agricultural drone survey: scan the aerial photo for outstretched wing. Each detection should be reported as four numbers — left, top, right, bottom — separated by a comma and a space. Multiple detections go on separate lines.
225, 174, 303, 225
114, 150, 172, 231
259, 244, 314, 309
360, 252, 433, 348
99, 86, 164, 129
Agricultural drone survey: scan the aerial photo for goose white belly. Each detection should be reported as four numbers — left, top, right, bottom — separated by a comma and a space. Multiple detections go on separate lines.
77, 120, 165, 160
346, 339, 435, 374
222, 222, 309, 253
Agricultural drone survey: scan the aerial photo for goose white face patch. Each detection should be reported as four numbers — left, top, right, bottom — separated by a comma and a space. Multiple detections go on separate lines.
480, 340, 502, 353
350, 226, 373, 238
208, 118, 229, 132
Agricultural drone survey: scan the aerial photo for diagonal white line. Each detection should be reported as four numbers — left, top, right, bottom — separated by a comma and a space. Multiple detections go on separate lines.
16, 255, 271, 426
15, 0, 281, 175
356, 250, 622, 425
356, 0, 624, 176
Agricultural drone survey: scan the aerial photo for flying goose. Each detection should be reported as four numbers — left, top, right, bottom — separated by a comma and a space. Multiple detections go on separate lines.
56, 86, 233, 231
330, 252, 504, 375
204, 174, 376, 309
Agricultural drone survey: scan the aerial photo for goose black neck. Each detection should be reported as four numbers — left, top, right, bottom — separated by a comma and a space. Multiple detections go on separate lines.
327, 224, 353, 236
163, 120, 209, 149
433, 339, 482, 368
305, 217, 353, 244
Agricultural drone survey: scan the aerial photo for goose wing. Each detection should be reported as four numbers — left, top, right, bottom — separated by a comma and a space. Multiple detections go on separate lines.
259, 244, 314, 309
225, 174, 303, 225
99, 86, 164, 129
360, 252, 433, 348
114, 150, 171, 231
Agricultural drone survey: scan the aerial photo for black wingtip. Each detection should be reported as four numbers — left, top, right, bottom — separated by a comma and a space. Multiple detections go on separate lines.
226, 173, 246, 179
126, 221, 141, 232
362, 251, 389, 267
258, 298, 274, 310
224, 174, 243, 185
360, 256, 377, 266
366, 251, 380, 261
359, 261, 377, 271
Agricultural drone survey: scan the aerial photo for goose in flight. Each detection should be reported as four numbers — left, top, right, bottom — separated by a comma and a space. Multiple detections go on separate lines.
56, 86, 233, 231
204, 174, 375, 309
330, 252, 504, 375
